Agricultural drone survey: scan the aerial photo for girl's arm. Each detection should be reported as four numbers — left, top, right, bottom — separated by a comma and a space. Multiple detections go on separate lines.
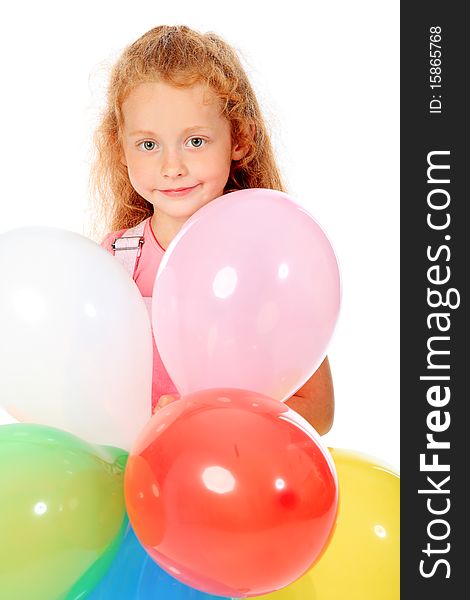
284, 357, 334, 435
157, 357, 335, 435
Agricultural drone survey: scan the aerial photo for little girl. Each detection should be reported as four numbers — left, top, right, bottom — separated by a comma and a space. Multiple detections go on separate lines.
92, 25, 334, 434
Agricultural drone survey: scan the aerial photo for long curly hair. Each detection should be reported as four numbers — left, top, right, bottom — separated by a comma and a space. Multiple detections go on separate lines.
89, 25, 285, 238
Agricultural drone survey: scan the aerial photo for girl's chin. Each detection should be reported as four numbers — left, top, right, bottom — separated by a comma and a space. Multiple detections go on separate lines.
154, 205, 203, 222
162, 198, 220, 217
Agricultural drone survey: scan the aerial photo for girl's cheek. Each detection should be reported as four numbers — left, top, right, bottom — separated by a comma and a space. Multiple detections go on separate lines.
127, 166, 148, 193
129, 159, 150, 180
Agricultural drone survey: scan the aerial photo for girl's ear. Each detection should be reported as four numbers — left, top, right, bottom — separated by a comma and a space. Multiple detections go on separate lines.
231, 123, 255, 161
120, 147, 127, 167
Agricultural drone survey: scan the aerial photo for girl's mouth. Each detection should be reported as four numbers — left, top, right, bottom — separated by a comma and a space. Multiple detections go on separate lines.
159, 184, 199, 198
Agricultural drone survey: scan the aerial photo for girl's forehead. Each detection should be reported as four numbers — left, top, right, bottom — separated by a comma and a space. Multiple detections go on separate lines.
121, 81, 225, 127
124, 81, 219, 109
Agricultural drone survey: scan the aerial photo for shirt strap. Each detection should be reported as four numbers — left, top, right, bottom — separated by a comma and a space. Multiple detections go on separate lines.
111, 218, 149, 280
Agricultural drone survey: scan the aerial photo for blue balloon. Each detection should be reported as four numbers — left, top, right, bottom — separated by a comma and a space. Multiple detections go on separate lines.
87, 522, 235, 600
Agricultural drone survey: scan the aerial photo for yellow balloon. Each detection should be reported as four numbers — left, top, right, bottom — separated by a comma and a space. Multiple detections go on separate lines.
257, 448, 399, 600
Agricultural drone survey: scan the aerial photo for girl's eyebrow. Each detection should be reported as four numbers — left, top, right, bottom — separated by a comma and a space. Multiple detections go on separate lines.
183, 126, 212, 134
128, 126, 212, 137
128, 129, 156, 137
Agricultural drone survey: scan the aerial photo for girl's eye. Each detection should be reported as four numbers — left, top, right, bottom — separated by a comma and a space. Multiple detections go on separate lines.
138, 140, 157, 152
187, 137, 205, 148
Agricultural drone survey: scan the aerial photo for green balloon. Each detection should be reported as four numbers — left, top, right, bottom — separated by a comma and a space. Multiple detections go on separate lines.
0, 424, 128, 600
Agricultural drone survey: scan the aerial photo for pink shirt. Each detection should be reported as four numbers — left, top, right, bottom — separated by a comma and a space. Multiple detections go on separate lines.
101, 218, 178, 410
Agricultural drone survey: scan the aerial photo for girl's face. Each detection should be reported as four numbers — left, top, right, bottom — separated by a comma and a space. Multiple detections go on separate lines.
121, 81, 246, 222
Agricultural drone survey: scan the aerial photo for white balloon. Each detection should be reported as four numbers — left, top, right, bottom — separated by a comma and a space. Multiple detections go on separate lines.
0, 227, 152, 449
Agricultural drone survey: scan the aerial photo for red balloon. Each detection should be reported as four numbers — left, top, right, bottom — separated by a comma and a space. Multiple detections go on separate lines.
124, 389, 338, 597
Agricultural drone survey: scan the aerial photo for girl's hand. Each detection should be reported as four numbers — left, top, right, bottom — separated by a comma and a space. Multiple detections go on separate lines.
153, 394, 180, 414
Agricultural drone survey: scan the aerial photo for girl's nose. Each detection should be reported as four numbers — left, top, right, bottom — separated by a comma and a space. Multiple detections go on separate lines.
160, 150, 188, 178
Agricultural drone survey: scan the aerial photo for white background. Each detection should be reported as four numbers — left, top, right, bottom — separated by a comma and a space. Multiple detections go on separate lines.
0, 1, 399, 468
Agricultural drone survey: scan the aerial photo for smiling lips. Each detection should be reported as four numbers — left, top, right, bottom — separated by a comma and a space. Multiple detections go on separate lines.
159, 185, 199, 197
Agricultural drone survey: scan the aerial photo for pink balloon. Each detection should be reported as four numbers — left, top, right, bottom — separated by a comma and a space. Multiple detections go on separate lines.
152, 188, 341, 401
